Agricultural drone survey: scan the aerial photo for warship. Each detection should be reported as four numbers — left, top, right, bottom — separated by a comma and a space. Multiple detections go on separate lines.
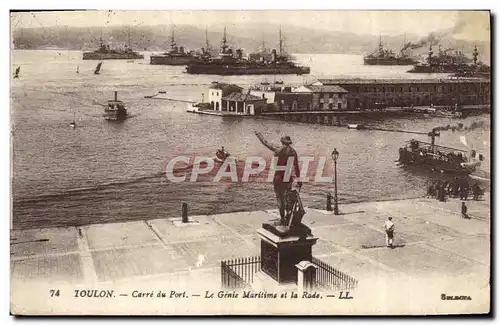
452, 45, 491, 78
407, 44, 474, 73
83, 29, 144, 60
150, 27, 210, 65
185, 28, 310, 76
363, 37, 418, 65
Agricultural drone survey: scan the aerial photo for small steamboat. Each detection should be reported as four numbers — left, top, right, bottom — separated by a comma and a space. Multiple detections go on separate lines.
104, 91, 128, 121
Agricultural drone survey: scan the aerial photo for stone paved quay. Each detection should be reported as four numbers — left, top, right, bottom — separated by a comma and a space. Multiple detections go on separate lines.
11, 194, 490, 288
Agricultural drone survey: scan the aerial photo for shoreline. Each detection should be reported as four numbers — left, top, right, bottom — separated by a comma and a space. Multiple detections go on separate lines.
12, 192, 489, 231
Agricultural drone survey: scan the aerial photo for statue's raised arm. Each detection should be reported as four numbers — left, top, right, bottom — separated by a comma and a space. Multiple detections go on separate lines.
255, 131, 280, 152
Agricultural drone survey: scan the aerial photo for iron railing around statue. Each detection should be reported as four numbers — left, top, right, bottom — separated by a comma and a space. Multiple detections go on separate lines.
312, 257, 358, 291
221, 256, 261, 289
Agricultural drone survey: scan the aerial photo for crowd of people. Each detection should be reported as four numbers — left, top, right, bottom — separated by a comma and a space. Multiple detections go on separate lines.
426, 178, 483, 201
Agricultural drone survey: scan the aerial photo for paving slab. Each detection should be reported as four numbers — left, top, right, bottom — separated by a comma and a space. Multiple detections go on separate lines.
91, 244, 190, 282
10, 227, 79, 258
11, 254, 83, 283
417, 198, 490, 220
84, 221, 160, 250
360, 243, 479, 277
426, 236, 490, 266
149, 216, 234, 243
171, 237, 256, 268
311, 237, 345, 256
214, 211, 272, 235
302, 208, 352, 227
313, 223, 407, 250
317, 252, 400, 280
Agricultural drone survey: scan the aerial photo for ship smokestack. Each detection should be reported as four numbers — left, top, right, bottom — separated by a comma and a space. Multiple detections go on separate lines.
115, 91, 118, 101
271, 49, 277, 63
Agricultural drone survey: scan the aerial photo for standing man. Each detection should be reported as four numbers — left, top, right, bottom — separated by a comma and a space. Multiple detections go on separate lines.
384, 217, 395, 248
255, 132, 302, 225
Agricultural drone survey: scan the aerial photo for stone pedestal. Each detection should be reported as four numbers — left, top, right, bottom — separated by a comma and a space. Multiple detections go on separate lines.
257, 226, 318, 284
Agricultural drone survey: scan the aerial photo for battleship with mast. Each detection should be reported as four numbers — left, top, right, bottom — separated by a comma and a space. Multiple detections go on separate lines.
363, 36, 418, 65
407, 44, 490, 75
82, 28, 144, 60
150, 27, 212, 65
185, 27, 310, 75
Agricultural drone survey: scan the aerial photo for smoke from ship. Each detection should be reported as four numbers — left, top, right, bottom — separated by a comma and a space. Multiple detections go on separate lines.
432, 121, 488, 133
401, 32, 442, 51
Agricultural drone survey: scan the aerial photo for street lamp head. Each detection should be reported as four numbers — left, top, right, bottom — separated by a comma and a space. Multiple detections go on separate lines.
331, 148, 339, 162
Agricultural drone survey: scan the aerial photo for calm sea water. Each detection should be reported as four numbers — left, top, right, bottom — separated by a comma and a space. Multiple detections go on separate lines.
11, 50, 491, 229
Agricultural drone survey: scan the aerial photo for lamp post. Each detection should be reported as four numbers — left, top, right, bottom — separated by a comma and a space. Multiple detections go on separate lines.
331, 148, 339, 215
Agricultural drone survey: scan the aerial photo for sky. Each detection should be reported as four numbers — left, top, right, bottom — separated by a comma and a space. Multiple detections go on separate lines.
10, 10, 490, 41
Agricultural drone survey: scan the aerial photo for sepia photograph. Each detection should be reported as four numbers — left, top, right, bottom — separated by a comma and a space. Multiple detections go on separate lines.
9, 8, 491, 315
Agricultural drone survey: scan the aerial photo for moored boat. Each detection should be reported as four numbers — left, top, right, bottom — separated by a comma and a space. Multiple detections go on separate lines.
398, 130, 483, 175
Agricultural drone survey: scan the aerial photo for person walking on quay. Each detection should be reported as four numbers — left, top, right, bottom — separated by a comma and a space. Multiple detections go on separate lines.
460, 180, 469, 201
461, 202, 469, 219
255, 132, 302, 225
426, 181, 435, 198
384, 217, 395, 248
438, 181, 446, 202
472, 182, 482, 201
452, 177, 460, 198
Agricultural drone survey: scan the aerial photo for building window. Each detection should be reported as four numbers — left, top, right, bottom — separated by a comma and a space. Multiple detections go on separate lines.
216, 102, 219, 110
328, 103, 333, 109
329, 93, 333, 98
338, 103, 342, 109
382, 87, 385, 92
292, 101, 298, 110
210, 101, 214, 109
319, 103, 324, 109
339, 93, 343, 99
307, 103, 311, 110
217, 92, 219, 96
417, 87, 420, 92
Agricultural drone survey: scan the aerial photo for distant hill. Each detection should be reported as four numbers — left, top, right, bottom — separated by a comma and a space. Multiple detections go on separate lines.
11, 23, 490, 64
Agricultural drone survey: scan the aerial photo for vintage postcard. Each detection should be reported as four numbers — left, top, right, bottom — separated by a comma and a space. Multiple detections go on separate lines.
10, 10, 491, 315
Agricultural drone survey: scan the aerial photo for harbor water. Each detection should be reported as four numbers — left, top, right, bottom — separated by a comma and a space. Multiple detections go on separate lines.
11, 50, 491, 229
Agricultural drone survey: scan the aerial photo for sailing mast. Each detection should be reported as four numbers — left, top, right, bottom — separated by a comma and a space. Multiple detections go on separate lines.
170, 25, 176, 50
205, 26, 210, 52
278, 26, 283, 57
127, 27, 131, 49
378, 34, 383, 55
221, 26, 229, 54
